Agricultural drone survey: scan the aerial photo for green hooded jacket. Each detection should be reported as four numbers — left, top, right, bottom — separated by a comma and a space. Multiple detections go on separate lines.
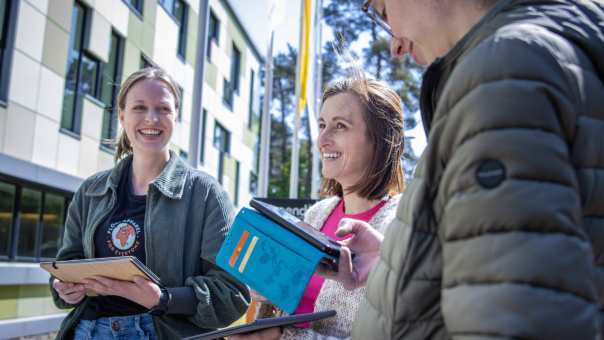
353, 0, 604, 339
50, 151, 250, 339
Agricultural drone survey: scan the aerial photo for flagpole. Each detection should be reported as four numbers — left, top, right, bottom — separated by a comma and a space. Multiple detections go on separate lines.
311, 0, 323, 199
258, 31, 274, 198
290, 0, 310, 199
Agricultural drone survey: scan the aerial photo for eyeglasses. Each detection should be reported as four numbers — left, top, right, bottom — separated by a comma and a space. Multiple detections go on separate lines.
362, 0, 393, 37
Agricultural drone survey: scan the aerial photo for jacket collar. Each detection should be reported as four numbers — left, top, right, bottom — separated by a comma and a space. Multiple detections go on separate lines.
419, 0, 514, 135
85, 150, 189, 200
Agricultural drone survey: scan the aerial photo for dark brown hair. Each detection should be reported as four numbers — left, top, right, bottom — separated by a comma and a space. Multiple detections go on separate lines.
113, 67, 180, 162
320, 78, 405, 200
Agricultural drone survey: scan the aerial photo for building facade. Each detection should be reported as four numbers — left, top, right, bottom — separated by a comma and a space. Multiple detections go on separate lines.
0, 0, 262, 337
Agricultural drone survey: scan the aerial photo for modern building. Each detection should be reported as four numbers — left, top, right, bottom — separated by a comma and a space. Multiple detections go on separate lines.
0, 0, 263, 337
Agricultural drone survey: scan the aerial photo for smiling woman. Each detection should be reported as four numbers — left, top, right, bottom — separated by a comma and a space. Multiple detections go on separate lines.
233, 78, 406, 340
114, 68, 181, 163
50, 68, 250, 340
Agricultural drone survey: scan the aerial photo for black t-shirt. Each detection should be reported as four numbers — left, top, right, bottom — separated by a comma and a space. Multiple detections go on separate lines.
81, 165, 149, 319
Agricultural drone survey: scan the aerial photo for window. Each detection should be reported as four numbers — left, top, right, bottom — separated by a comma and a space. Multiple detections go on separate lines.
213, 122, 230, 153
159, 0, 188, 59
223, 44, 241, 109
40, 193, 66, 259
123, 0, 144, 17
234, 161, 240, 206
0, 178, 71, 262
16, 188, 42, 259
213, 122, 230, 185
0, 182, 16, 258
61, 2, 103, 135
175, 0, 188, 58
222, 77, 233, 109
101, 32, 125, 143
231, 44, 241, 92
0, 0, 18, 104
207, 11, 219, 59
200, 109, 207, 164
248, 70, 255, 128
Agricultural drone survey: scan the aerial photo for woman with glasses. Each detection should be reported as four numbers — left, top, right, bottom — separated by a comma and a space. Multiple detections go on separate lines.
332, 0, 604, 339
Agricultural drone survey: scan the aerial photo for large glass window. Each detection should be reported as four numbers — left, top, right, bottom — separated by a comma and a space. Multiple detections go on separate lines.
40, 193, 65, 259
207, 11, 219, 59
101, 32, 125, 143
17, 189, 42, 259
0, 0, 17, 103
0, 182, 15, 257
0, 179, 71, 262
61, 2, 103, 135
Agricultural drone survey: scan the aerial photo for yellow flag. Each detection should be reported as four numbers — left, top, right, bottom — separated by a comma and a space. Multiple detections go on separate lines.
297, 0, 312, 114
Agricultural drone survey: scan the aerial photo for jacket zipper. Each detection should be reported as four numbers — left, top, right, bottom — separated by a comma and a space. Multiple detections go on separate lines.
85, 192, 117, 257
144, 188, 152, 270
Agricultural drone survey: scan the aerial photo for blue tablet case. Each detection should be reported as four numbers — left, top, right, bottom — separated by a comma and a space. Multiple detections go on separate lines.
216, 208, 326, 313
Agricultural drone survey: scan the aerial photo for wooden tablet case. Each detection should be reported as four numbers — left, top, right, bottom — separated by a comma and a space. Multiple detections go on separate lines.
40, 256, 161, 285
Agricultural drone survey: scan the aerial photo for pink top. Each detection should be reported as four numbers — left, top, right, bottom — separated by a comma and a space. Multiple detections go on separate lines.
293, 198, 387, 327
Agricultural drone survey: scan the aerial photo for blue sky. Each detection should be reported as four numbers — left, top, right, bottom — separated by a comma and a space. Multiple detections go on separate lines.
228, 0, 302, 55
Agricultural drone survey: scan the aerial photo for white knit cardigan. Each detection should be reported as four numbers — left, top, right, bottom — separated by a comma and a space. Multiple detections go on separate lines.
280, 194, 401, 340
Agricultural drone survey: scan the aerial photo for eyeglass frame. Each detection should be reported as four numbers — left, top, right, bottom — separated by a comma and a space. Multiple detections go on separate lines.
362, 0, 394, 37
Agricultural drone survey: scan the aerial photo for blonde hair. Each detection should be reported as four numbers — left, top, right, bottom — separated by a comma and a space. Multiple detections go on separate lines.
113, 67, 181, 162
320, 78, 405, 200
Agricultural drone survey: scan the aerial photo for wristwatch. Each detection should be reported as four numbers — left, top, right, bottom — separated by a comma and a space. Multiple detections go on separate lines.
149, 287, 170, 316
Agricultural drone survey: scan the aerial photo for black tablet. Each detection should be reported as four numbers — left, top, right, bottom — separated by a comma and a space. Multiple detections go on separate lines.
250, 199, 341, 258
183, 310, 336, 340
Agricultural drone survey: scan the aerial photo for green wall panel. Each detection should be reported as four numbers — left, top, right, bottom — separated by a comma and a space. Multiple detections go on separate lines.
128, 11, 144, 50
0, 285, 63, 320
122, 41, 141, 78
0, 286, 19, 319
141, 24, 155, 58
243, 128, 256, 150
204, 61, 218, 91
42, 19, 70, 77
47, 0, 73, 32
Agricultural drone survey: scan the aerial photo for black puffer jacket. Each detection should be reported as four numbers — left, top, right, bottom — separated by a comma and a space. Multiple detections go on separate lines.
353, 1, 604, 339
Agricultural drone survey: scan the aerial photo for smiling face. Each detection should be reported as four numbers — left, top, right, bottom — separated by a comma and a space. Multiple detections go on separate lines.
318, 92, 373, 191
369, 0, 452, 65
118, 79, 176, 158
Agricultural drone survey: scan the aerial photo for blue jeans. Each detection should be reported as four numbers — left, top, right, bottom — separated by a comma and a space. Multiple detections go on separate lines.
74, 314, 157, 340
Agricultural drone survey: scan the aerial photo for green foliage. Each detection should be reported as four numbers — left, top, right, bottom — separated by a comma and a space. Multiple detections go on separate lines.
264, 0, 425, 198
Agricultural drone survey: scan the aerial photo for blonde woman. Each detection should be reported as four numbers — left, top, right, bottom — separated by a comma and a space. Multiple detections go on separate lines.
50, 68, 250, 340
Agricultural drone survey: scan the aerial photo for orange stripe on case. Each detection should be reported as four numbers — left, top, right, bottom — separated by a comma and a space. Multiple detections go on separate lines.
229, 230, 250, 267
